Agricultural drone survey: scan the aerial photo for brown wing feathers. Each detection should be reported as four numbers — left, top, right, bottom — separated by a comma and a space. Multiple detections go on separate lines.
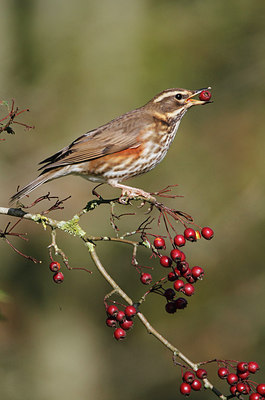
38, 109, 147, 174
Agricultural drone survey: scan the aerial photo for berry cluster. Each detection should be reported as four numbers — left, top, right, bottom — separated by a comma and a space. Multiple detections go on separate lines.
217, 361, 264, 399
105, 304, 137, 340
49, 261, 64, 283
178, 361, 264, 398
179, 368, 207, 395
153, 227, 213, 313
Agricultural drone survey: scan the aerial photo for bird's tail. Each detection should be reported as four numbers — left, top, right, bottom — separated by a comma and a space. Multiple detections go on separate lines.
10, 172, 54, 203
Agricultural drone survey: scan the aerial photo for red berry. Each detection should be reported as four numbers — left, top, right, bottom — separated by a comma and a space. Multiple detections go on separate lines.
249, 393, 262, 400
174, 279, 185, 292
230, 385, 238, 396
237, 370, 250, 380
174, 234, 186, 247
170, 249, 182, 262
53, 272, 64, 284
183, 371, 195, 383
174, 266, 182, 276
49, 261, 61, 272
140, 273, 152, 285
116, 311, 126, 322
196, 368, 207, 379
168, 271, 178, 281
218, 367, 229, 379
183, 283, 195, 296
191, 266, 204, 280
106, 305, 119, 317
180, 382, 191, 396
257, 384, 265, 396
165, 301, 177, 314
184, 228, 197, 242
237, 361, 248, 372
227, 373, 238, 385
120, 319, 133, 330
125, 305, 137, 318
114, 327, 126, 340
236, 382, 251, 394
179, 261, 189, 273
244, 383, 251, 394
182, 268, 192, 280
186, 275, 196, 284
201, 226, 214, 240
154, 237, 166, 249
237, 382, 248, 394
199, 90, 212, 102
106, 318, 117, 328
180, 251, 186, 262
191, 379, 202, 391
175, 297, 188, 309
248, 361, 260, 374
164, 288, 175, 300
160, 255, 172, 268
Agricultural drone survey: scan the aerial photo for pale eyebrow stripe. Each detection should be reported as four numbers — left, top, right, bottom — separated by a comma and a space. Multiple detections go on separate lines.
153, 91, 178, 103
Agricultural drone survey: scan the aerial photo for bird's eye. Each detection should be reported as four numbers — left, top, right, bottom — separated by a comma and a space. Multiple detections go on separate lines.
175, 93, 182, 100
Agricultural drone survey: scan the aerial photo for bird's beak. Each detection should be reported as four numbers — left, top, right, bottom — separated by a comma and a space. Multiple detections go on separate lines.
185, 87, 212, 105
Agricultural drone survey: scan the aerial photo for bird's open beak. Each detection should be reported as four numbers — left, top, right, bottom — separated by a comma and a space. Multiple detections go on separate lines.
185, 87, 212, 105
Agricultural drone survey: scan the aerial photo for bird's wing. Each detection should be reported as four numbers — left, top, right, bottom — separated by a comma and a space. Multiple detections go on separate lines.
39, 108, 153, 173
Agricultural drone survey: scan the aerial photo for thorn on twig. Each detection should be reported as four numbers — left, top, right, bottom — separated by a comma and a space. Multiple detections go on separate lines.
18, 192, 71, 214
0, 99, 34, 135
151, 184, 183, 199
0, 220, 41, 263
92, 183, 105, 199
5, 237, 41, 263
138, 216, 154, 232
44, 195, 71, 214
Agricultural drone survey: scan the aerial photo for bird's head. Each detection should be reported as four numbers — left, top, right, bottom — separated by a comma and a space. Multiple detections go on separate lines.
147, 87, 212, 121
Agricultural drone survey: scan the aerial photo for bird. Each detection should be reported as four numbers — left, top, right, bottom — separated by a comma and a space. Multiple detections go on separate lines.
10, 87, 212, 203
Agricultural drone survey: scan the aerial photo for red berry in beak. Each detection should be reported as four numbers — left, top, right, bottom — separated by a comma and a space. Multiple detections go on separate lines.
199, 90, 212, 101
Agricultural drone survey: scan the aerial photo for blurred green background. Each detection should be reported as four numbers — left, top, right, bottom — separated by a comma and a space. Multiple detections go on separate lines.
0, 0, 265, 399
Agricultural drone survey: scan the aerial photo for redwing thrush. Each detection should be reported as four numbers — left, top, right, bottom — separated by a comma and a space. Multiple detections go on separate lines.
11, 87, 212, 203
